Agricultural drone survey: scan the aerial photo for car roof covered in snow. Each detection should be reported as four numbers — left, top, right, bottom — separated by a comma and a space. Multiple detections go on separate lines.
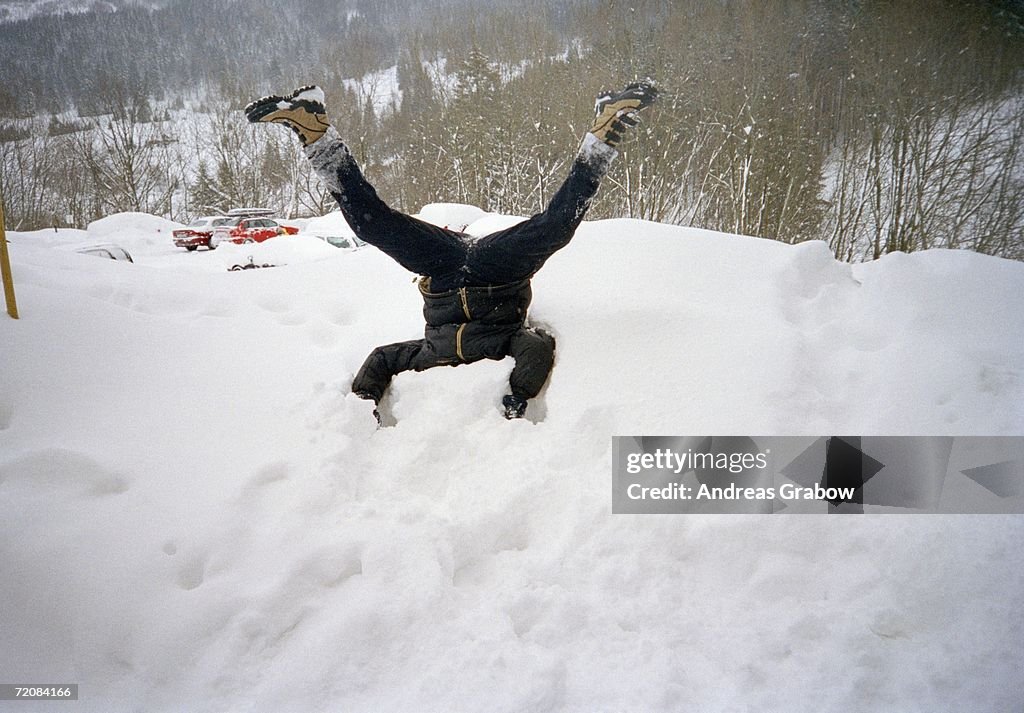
227, 207, 276, 217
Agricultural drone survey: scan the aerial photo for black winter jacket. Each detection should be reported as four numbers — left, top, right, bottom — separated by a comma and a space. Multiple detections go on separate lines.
416, 276, 532, 363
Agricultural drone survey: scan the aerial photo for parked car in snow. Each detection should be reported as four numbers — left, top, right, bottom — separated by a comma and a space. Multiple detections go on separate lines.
73, 242, 134, 262
315, 234, 366, 249
209, 216, 299, 248
172, 216, 233, 251
303, 210, 364, 250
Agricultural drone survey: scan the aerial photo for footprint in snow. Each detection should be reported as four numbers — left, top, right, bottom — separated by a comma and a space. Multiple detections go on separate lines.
0, 448, 130, 498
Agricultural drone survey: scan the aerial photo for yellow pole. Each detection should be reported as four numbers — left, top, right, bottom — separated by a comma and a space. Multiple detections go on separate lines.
0, 197, 19, 319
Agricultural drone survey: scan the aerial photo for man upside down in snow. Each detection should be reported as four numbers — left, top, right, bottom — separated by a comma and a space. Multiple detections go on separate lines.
245, 80, 657, 422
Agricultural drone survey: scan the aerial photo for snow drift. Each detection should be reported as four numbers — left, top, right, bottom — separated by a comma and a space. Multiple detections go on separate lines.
1, 210, 1023, 712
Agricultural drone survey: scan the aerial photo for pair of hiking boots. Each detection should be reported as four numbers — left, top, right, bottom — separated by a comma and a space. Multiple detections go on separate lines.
244, 81, 659, 149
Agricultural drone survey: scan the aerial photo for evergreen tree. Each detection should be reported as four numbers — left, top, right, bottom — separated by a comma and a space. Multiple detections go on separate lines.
448, 48, 502, 208
189, 161, 226, 214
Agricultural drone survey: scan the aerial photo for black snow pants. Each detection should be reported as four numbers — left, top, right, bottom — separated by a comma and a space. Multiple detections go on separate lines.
307, 133, 609, 404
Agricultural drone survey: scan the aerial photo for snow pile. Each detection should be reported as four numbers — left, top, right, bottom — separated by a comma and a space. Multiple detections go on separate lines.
3, 226, 88, 251
414, 203, 533, 237
415, 202, 490, 231
209, 234, 342, 270
1, 212, 1023, 712
86, 212, 183, 255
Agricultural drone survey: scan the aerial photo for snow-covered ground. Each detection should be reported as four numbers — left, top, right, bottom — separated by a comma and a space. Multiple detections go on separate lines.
1, 211, 1023, 711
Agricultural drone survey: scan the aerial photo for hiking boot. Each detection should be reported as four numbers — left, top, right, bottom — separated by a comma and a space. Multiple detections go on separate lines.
589, 80, 659, 148
245, 85, 331, 147
502, 394, 528, 420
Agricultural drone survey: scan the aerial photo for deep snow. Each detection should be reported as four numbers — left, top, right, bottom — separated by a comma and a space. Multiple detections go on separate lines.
1, 211, 1023, 712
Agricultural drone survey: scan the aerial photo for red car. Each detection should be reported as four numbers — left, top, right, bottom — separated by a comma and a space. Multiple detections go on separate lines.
209, 216, 299, 248
173, 215, 233, 251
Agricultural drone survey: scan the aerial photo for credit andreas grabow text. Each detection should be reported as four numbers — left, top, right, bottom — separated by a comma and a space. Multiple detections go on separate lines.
611, 436, 1024, 514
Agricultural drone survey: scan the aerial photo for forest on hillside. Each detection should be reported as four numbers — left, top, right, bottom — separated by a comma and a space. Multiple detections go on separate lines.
1, 0, 1023, 261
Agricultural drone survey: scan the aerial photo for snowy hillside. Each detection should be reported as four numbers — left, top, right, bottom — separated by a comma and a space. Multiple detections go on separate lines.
1, 212, 1023, 711
0, 0, 146, 23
